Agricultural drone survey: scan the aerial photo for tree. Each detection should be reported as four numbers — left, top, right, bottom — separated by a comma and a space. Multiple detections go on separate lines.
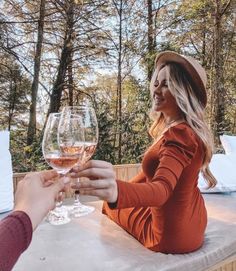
48, 0, 76, 113
82, 73, 150, 164
1, 0, 235, 172
212, 0, 232, 143
146, 0, 155, 81
104, 0, 148, 163
27, 0, 46, 145
0, 55, 31, 130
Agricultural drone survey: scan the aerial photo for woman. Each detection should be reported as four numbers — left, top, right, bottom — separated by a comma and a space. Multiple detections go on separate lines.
71, 51, 217, 253
0, 171, 66, 270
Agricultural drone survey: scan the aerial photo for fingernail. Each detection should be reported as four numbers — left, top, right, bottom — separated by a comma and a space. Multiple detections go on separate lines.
74, 165, 82, 171
63, 177, 70, 184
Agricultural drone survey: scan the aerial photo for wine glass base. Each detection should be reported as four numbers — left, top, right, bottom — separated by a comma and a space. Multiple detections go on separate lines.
46, 207, 71, 225
67, 204, 95, 218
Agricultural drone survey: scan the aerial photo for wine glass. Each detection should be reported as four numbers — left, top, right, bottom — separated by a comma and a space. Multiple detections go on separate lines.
61, 105, 99, 217
42, 112, 84, 225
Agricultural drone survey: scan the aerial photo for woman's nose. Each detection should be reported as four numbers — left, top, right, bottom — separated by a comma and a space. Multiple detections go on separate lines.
153, 84, 161, 94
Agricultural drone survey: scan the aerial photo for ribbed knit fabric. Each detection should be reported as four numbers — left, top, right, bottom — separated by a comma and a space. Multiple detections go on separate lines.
103, 122, 207, 254
0, 211, 33, 271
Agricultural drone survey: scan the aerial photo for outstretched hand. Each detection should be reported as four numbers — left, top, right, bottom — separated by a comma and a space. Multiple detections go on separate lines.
14, 170, 66, 230
70, 160, 118, 203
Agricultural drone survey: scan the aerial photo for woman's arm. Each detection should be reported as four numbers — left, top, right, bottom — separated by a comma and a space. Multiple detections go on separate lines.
70, 126, 198, 208
129, 171, 146, 183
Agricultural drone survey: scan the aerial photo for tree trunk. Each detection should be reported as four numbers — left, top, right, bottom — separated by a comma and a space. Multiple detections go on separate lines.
68, 51, 74, 106
202, 4, 207, 66
7, 77, 17, 131
213, 0, 225, 146
27, 0, 46, 145
117, 0, 123, 164
147, 0, 154, 81
48, 0, 74, 113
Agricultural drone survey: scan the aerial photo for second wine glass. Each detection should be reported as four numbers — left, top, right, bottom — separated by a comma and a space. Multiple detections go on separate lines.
61, 105, 99, 217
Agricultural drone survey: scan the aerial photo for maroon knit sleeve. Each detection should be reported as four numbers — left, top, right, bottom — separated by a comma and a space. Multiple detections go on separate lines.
0, 211, 33, 271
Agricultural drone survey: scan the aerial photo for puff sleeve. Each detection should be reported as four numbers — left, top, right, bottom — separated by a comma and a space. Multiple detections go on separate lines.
113, 125, 198, 209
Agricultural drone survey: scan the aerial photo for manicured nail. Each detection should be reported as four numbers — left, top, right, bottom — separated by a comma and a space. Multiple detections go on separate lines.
63, 177, 70, 184
74, 165, 82, 171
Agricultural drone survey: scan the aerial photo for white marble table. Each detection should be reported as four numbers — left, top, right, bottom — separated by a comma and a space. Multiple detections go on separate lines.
7, 193, 236, 271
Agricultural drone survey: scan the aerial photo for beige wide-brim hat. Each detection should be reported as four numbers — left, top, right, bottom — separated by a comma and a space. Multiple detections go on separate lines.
155, 51, 207, 108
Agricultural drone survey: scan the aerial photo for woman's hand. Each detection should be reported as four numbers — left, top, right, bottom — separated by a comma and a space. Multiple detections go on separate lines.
70, 160, 118, 203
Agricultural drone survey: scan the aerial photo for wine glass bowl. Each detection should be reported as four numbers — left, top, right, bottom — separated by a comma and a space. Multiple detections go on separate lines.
58, 113, 85, 168
43, 113, 84, 175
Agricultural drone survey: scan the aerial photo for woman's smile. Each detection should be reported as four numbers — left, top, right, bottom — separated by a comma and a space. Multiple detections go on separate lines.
152, 67, 181, 114
153, 92, 168, 110
153, 94, 164, 106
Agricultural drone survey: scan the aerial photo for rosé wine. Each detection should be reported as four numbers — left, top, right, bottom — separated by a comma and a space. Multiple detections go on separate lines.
82, 142, 97, 163
60, 144, 84, 155
45, 154, 82, 172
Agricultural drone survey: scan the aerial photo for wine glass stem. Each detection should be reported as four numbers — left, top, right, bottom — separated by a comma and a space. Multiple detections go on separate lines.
74, 192, 80, 206
57, 192, 63, 206
55, 173, 65, 209
74, 178, 81, 206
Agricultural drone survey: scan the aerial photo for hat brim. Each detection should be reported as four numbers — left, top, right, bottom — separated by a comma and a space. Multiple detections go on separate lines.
155, 51, 207, 107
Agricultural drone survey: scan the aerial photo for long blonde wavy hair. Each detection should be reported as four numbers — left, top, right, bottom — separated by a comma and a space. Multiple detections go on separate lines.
149, 62, 217, 188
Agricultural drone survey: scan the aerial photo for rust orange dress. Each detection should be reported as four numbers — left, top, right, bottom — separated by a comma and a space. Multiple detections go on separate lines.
102, 122, 207, 254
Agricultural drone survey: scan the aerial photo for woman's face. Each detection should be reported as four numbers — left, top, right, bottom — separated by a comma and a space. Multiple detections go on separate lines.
152, 66, 180, 116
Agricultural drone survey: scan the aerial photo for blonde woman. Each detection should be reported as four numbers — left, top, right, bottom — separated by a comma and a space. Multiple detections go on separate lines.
71, 51, 217, 253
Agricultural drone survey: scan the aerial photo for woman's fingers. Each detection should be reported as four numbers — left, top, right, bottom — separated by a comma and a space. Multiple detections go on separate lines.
70, 160, 114, 181
72, 168, 115, 180
79, 188, 100, 197
71, 178, 117, 203
72, 160, 113, 173
83, 160, 113, 169
79, 187, 115, 201
73, 179, 109, 190
69, 160, 118, 203
40, 170, 58, 181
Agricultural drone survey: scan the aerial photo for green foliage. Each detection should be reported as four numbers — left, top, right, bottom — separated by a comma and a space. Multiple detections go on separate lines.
91, 74, 151, 164
93, 103, 117, 164
0, 0, 235, 172
0, 55, 31, 129
10, 129, 48, 173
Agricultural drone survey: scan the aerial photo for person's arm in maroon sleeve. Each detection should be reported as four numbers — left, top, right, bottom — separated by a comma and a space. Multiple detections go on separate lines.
0, 211, 32, 271
0, 171, 66, 271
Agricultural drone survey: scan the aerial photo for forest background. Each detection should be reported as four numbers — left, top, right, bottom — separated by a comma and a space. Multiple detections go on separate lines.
0, 0, 235, 173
